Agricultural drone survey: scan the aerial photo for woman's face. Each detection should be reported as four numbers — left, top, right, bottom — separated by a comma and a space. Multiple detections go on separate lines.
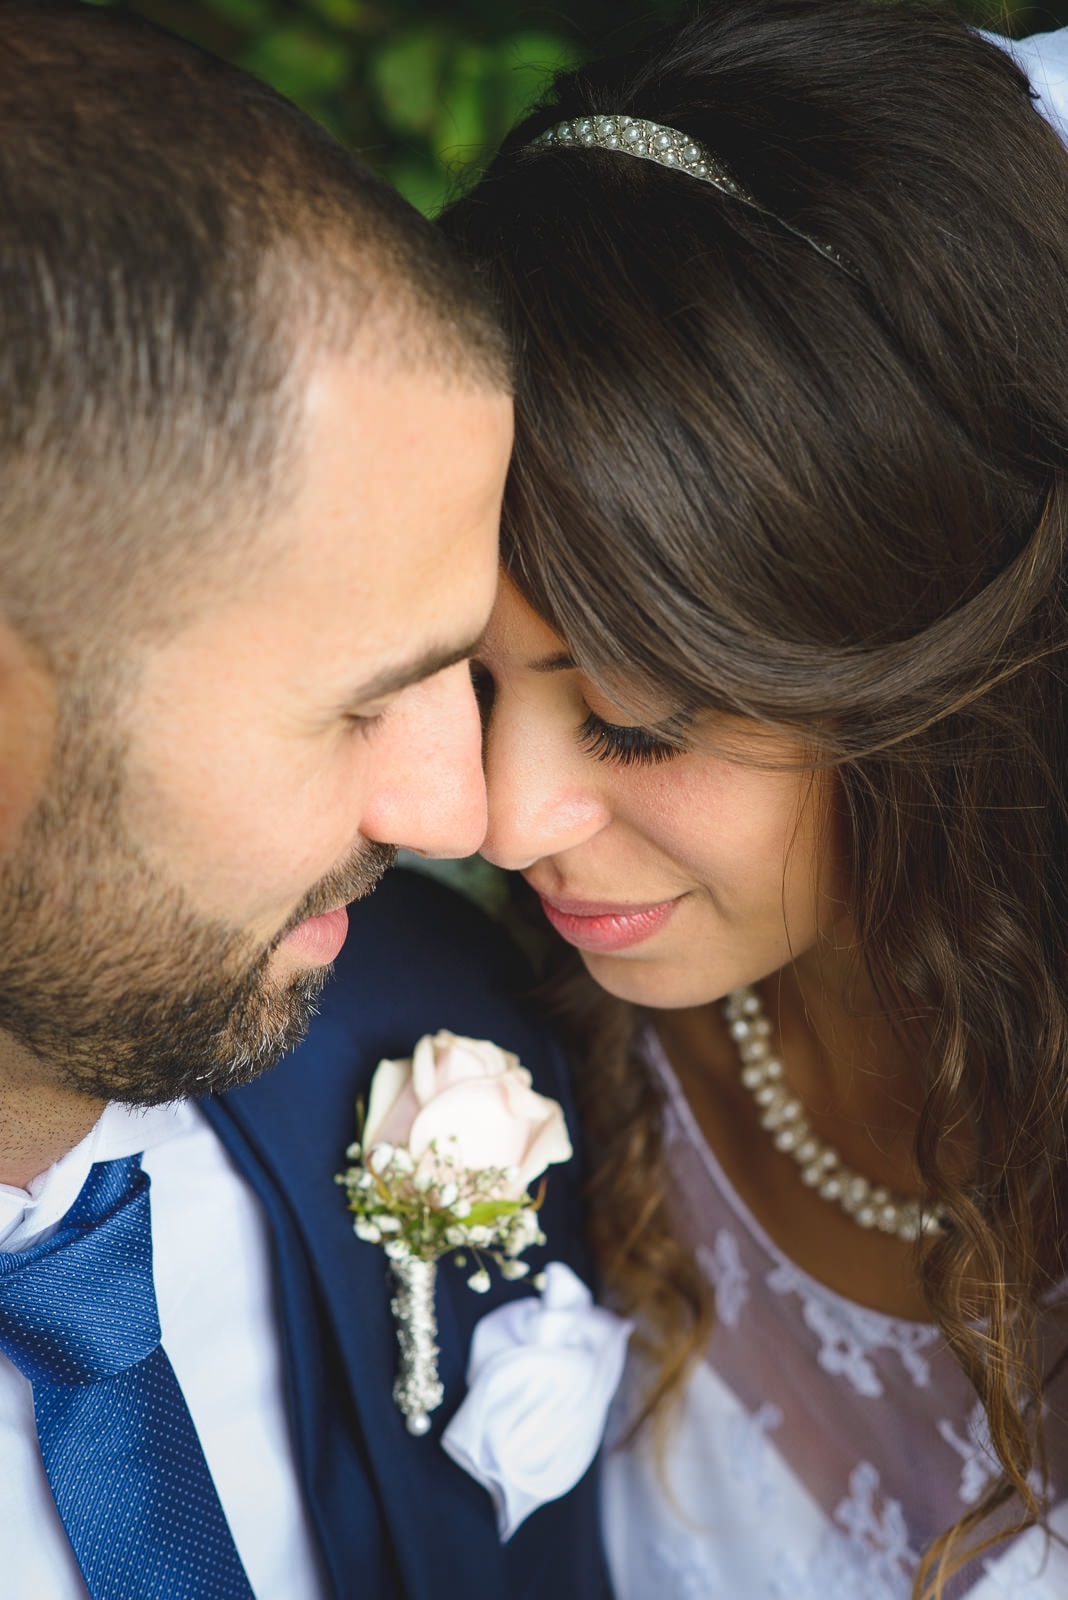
477, 578, 848, 1009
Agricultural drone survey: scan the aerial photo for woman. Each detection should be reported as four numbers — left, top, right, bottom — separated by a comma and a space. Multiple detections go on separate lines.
440, 3, 1068, 1596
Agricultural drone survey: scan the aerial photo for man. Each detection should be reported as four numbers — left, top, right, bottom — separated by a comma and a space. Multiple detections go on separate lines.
0, 3, 607, 1595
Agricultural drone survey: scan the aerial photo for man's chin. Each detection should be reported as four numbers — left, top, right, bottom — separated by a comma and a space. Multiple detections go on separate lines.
192, 964, 329, 1099
54, 962, 330, 1109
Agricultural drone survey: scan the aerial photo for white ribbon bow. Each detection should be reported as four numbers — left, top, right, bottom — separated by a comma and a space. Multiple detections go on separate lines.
442, 1261, 633, 1540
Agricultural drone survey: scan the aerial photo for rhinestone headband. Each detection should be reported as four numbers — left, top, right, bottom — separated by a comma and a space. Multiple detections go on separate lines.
533, 114, 860, 281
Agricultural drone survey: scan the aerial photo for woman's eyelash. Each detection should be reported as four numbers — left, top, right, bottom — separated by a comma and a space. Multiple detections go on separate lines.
470, 662, 495, 717
576, 710, 686, 767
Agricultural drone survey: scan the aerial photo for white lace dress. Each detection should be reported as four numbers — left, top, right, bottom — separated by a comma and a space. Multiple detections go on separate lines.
600, 1036, 1068, 1600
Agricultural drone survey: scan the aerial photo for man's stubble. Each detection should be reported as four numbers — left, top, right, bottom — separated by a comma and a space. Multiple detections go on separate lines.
0, 710, 393, 1105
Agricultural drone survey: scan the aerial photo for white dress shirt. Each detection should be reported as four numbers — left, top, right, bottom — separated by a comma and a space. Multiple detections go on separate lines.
0, 1099, 327, 1600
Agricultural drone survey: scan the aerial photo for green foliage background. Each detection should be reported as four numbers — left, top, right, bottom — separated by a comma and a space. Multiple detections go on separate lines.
96, 0, 1067, 215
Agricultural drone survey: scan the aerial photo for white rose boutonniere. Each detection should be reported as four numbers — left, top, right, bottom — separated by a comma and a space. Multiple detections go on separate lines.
336, 1030, 573, 1435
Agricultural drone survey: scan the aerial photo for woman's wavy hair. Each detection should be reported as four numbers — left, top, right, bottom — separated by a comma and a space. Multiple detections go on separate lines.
441, 1, 1068, 1591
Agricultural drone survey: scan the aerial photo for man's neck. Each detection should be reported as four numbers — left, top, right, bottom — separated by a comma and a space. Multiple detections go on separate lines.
0, 1034, 105, 1188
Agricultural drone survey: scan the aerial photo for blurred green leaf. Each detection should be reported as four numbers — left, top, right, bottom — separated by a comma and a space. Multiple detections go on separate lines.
372, 29, 448, 136
202, 0, 269, 23
301, 99, 346, 142
385, 155, 451, 217
462, 1199, 521, 1226
242, 26, 351, 102
497, 30, 582, 124
434, 41, 497, 163
303, 0, 363, 24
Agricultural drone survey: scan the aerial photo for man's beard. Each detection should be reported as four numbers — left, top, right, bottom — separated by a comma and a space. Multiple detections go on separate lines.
0, 727, 394, 1105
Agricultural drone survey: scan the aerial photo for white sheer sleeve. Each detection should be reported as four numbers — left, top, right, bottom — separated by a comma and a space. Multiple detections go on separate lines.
989, 26, 1068, 146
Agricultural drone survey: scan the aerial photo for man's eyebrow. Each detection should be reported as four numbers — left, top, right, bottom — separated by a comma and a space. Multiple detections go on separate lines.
528, 652, 576, 673
350, 637, 484, 704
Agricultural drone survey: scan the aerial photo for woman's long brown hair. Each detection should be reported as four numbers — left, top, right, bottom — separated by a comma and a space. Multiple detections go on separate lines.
441, 2, 1068, 1590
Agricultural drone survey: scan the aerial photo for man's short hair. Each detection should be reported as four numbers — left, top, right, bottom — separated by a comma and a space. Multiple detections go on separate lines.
0, 0, 509, 661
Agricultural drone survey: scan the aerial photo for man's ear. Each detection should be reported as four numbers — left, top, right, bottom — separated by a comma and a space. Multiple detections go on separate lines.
0, 617, 55, 850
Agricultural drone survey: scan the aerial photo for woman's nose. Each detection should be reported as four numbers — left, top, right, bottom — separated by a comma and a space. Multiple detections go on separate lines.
481, 704, 609, 871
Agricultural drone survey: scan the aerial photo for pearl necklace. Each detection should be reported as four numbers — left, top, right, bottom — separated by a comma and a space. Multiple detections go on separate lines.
724, 986, 946, 1244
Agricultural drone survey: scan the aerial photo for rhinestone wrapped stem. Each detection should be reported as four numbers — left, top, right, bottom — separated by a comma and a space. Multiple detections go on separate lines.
725, 986, 946, 1244
389, 1257, 444, 1436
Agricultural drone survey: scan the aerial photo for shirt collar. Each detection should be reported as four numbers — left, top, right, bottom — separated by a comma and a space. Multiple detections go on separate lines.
0, 1098, 196, 1254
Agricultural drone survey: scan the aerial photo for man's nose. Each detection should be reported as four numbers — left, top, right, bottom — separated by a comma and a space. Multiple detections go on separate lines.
361, 663, 487, 860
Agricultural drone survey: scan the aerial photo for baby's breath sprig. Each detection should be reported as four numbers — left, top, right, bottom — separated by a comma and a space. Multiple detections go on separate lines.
335, 1109, 547, 1295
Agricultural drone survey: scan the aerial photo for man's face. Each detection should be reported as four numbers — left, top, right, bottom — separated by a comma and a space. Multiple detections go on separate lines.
0, 348, 512, 1103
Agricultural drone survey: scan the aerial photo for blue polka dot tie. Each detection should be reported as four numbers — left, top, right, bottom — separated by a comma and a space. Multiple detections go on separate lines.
0, 1153, 255, 1598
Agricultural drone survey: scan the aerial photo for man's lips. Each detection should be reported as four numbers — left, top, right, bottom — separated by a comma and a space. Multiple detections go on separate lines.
281, 904, 349, 964
535, 891, 682, 953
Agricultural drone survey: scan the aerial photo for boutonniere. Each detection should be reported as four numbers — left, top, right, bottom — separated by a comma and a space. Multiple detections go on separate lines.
336, 1030, 574, 1436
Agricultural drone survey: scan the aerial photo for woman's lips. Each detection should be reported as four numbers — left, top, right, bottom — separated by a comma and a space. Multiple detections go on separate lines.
536, 893, 681, 953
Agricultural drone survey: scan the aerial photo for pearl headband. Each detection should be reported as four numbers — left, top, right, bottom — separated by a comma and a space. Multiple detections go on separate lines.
533, 114, 860, 281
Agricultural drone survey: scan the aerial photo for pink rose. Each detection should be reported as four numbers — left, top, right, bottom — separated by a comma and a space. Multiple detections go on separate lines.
362, 1031, 572, 1200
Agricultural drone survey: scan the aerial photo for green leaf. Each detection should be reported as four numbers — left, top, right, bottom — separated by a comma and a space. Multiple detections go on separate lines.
497, 30, 582, 125
372, 30, 448, 136
384, 155, 451, 218
200, 0, 271, 24
463, 1198, 521, 1227
433, 41, 497, 165
302, 0, 363, 24
242, 26, 351, 103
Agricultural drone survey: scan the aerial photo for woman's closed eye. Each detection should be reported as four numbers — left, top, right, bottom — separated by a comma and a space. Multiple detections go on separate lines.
576, 709, 688, 768
471, 646, 690, 768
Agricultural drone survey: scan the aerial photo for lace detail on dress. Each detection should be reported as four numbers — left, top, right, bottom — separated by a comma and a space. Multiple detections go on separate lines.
938, 1400, 1001, 1506
647, 1535, 718, 1600
772, 1463, 917, 1600
979, 1532, 1062, 1599
697, 1229, 749, 1328
767, 1262, 940, 1397
938, 1399, 1047, 1509
837, 1463, 916, 1570
729, 1400, 784, 1509
640, 1397, 786, 1595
